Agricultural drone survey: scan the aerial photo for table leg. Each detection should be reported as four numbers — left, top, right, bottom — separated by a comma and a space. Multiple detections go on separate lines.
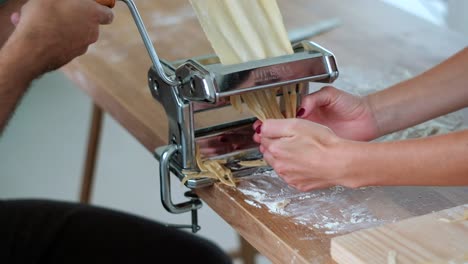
79, 104, 103, 204
229, 234, 258, 264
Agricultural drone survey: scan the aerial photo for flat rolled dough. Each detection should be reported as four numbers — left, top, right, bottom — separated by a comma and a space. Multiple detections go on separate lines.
189, 0, 293, 65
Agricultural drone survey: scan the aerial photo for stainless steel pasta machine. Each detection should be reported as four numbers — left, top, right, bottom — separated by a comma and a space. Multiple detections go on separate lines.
114, 0, 339, 232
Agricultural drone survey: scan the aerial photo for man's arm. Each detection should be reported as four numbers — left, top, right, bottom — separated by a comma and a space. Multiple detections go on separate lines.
0, 0, 113, 133
0, 33, 37, 132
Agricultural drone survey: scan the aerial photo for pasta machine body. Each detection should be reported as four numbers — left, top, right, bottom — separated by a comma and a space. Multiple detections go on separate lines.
151, 40, 339, 189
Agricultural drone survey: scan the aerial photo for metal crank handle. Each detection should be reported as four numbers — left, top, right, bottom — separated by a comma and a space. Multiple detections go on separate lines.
100, 0, 179, 86
95, 0, 178, 86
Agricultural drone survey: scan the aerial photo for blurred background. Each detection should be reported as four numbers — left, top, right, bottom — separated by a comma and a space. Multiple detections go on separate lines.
1, 0, 467, 263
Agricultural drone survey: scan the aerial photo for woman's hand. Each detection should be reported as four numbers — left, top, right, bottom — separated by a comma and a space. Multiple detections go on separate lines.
253, 86, 380, 143
295, 86, 380, 141
258, 118, 358, 191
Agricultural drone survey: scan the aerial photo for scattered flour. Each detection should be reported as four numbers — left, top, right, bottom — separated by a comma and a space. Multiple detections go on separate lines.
238, 170, 388, 236
150, 5, 196, 27
244, 199, 261, 208
87, 3, 198, 63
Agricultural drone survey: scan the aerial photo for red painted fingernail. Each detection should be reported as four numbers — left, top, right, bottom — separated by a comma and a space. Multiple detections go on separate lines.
255, 125, 262, 134
296, 108, 305, 117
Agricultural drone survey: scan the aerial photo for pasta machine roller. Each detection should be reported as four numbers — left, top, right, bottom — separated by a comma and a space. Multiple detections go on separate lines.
117, 0, 339, 232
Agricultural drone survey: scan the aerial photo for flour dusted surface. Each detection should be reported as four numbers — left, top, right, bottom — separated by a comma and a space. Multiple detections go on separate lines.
238, 170, 389, 236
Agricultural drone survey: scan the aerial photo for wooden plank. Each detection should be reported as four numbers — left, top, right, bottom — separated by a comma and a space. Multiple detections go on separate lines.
331, 204, 468, 264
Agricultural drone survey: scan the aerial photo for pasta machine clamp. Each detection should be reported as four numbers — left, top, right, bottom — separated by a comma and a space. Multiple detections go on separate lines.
119, 0, 339, 232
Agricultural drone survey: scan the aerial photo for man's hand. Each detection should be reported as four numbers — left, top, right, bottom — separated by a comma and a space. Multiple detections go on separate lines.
9, 0, 114, 76
0, 0, 114, 132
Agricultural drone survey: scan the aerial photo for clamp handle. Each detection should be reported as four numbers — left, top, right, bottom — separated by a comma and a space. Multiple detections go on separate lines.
156, 144, 202, 214
96, 0, 115, 8
156, 144, 203, 233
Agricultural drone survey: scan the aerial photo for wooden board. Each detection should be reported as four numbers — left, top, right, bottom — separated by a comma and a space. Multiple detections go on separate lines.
331, 204, 468, 264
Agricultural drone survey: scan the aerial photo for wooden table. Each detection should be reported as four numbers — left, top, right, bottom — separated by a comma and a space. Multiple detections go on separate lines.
62, 0, 468, 263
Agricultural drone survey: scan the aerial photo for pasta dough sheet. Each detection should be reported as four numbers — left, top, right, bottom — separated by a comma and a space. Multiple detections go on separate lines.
190, 0, 293, 65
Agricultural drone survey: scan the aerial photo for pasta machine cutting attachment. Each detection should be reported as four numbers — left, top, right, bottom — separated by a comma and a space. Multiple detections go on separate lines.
118, 0, 339, 232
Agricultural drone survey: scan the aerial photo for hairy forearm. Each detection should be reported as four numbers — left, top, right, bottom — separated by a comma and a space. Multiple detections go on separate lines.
345, 130, 468, 187
0, 34, 37, 133
368, 47, 468, 138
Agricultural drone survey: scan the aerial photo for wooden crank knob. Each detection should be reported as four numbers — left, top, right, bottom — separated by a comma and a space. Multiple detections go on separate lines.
95, 0, 115, 8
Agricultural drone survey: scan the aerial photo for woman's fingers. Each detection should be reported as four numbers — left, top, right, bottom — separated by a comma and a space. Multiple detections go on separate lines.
298, 86, 337, 118
260, 119, 298, 139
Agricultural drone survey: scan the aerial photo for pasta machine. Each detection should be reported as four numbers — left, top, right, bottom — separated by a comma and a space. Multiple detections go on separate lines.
115, 0, 339, 232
